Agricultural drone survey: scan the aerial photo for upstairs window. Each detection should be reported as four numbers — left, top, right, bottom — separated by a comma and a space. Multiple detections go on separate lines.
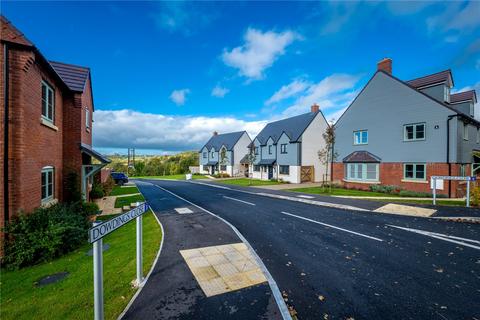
41, 167, 54, 203
280, 144, 287, 154
404, 123, 425, 141
41, 81, 55, 122
353, 130, 368, 145
470, 104, 475, 118
203, 152, 207, 158
85, 108, 90, 129
268, 145, 272, 154
444, 86, 450, 103
463, 123, 469, 141
403, 163, 426, 180
254, 147, 259, 155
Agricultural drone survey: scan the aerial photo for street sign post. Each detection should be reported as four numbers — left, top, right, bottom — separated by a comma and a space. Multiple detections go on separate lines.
431, 176, 476, 207
89, 202, 149, 320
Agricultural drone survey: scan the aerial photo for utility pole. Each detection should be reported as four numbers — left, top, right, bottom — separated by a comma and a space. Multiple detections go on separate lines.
127, 148, 135, 175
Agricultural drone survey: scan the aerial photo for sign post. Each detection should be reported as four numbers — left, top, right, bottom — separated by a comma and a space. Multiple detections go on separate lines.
431, 176, 476, 207
89, 202, 149, 320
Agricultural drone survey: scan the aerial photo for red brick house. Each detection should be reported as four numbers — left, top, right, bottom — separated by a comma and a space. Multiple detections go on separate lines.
0, 16, 109, 229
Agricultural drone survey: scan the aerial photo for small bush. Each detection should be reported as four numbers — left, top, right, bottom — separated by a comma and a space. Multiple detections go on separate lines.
398, 190, 447, 198
369, 185, 402, 194
2, 202, 91, 269
82, 202, 100, 216
102, 176, 115, 196
213, 173, 230, 178
471, 185, 480, 206
89, 183, 104, 199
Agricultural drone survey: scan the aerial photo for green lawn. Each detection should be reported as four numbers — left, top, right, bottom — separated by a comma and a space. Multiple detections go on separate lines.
133, 174, 207, 180
0, 210, 162, 320
114, 194, 145, 208
217, 178, 283, 186
109, 186, 139, 196
290, 187, 397, 197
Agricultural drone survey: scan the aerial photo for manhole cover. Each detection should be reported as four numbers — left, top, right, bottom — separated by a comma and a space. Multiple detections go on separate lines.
86, 243, 111, 256
35, 272, 69, 287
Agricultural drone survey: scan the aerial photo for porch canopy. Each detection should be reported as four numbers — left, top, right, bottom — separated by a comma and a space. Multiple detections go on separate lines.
343, 151, 381, 163
80, 143, 111, 201
206, 160, 218, 166
258, 159, 276, 165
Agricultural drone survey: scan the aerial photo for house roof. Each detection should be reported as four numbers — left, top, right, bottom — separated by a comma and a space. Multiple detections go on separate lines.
255, 111, 320, 145
406, 69, 453, 89
202, 131, 246, 151
258, 158, 276, 165
49, 61, 90, 92
343, 151, 381, 163
80, 143, 111, 164
0, 16, 33, 46
239, 154, 250, 164
450, 90, 477, 104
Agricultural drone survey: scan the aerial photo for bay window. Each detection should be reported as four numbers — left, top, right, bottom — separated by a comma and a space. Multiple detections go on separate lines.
345, 163, 379, 182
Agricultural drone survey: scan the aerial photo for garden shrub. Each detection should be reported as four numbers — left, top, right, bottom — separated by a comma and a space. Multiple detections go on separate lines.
369, 185, 402, 194
102, 176, 115, 196
89, 182, 104, 199
2, 202, 91, 270
398, 190, 447, 198
82, 202, 100, 216
470, 185, 480, 206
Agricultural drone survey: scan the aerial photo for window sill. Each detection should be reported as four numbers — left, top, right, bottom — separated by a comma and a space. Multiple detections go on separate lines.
401, 179, 428, 184
343, 179, 380, 184
41, 198, 58, 208
40, 118, 58, 131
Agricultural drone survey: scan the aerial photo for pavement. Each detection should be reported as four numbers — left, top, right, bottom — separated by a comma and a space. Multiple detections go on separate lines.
251, 182, 324, 190
129, 178, 480, 320
121, 180, 283, 320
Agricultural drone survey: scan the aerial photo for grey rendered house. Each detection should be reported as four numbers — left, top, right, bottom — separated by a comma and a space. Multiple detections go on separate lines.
250, 104, 329, 183
333, 58, 478, 197
199, 131, 251, 176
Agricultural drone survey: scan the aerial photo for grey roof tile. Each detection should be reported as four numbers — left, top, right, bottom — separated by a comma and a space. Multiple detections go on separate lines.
450, 90, 477, 104
49, 61, 90, 92
202, 131, 246, 151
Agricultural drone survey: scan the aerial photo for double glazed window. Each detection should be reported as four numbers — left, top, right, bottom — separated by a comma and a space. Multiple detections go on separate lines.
203, 152, 207, 158
345, 163, 378, 181
463, 123, 469, 141
403, 163, 426, 180
41, 167, 54, 202
353, 130, 368, 145
279, 165, 289, 175
41, 81, 54, 122
280, 144, 287, 154
86, 108, 91, 129
253, 165, 260, 172
220, 165, 227, 171
404, 123, 425, 141
268, 145, 272, 154
254, 147, 259, 155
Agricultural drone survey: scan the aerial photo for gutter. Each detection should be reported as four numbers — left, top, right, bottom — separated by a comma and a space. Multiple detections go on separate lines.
447, 114, 459, 198
3, 43, 9, 226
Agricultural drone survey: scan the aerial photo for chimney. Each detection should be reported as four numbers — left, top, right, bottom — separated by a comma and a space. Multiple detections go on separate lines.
213, 131, 218, 136
311, 103, 319, 113
377, 58, 392, 74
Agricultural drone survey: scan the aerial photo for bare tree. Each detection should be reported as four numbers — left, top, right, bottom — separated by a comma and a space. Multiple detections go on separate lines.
318, 122, 338, 192
246, 146, 257, 186
219, 147, 228, 176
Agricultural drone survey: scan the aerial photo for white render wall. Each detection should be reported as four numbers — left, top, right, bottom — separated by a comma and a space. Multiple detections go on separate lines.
301, 113, 329, 182
233, 132, 252, 165
278, 166, 301, 183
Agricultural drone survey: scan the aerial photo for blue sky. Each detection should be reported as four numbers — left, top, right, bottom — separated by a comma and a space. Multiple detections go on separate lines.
4, 1, 480, 155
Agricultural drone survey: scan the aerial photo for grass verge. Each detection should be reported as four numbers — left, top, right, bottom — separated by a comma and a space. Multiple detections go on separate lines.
133, 174, 206, 180
110, 186, 139, 196
290, 187, 397, 197
217, 178, 283, 186
374, 199, 466, 207
114, 194, 145, 208
0, 210, 162, 320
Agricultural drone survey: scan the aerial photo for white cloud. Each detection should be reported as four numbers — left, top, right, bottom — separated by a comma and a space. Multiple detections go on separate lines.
93, 109, 267, 151
265, 79, 310, 106
170, 89, 190, 106
276, 74, 361, 119
222, 28, 299, 79
211, 85, 229, 98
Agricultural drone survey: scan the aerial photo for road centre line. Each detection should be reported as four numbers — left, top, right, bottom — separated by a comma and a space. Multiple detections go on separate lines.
281, 211, 384, 242
387, 225, 480, 250
223, 196, 256, 206
153, 184, 292, 320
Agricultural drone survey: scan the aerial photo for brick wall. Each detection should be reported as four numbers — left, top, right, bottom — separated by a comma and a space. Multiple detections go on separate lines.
332, 162, 469, 197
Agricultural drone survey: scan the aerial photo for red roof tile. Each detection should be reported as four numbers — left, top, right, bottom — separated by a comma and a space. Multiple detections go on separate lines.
0, 15, 33, 46
450, 90, 477, 104
343, 151, 381, 163
407, 70, 452, 88
49, 61, 90, 92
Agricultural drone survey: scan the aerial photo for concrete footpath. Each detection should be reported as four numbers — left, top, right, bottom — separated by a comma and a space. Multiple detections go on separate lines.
121, 181, 284, 320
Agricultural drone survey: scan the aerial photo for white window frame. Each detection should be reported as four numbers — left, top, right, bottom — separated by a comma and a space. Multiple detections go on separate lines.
280, 144, 287, 154
41, 166, 54, 203
85, 108, 90, 129
444, 86, 450, 103
268, 145, 272, 154
404, 123, 426, 141
41, 81, 55, 123
345, 163, 379, 182
353, 130, 368, 145
470, 103, 475, 118
203, 152, 207, 158
463, 123, 469, 141
459, 164, 467, 177
279, 165, 289, 175
476, 128, 479, 144
403, 163, 426, 181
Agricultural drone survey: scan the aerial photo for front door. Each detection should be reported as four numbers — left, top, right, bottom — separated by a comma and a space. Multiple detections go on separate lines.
268, 166, 273, 179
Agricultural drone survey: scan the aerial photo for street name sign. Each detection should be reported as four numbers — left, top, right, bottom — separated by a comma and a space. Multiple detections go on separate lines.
89, 202, 148, 243
431, 176, 476, 181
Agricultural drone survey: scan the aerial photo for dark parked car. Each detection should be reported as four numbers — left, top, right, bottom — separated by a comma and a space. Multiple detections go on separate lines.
111, 172, 129, 185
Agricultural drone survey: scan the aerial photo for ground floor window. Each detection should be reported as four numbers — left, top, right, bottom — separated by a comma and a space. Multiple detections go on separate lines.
279, 165, 289, 175
459, 164, 467, 177
41, 166, 54, 202
253, 165, 260, 172
220, 165, 227, 171
403, 163, 426, 180
345, 163, 378, 181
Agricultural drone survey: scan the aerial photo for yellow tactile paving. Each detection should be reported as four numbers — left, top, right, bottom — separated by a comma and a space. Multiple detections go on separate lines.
180, 242, 268, 297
